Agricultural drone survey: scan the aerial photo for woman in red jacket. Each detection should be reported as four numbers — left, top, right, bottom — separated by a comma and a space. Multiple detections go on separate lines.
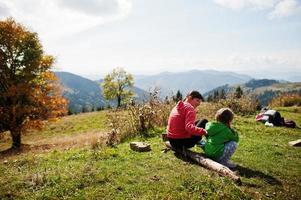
167, 90, 207, 150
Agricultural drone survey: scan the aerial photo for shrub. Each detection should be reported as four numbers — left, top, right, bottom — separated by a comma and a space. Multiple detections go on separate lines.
269, 93, 301, 107
106, 89, 175, 143
106, 109, 132, 143
216, 94, 259, 116
105, 89, 260, 143
198, 95, 259, 120
197, 102, 220, 120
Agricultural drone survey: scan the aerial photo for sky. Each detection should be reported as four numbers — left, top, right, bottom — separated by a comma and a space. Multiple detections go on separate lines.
0, 0, 301, 80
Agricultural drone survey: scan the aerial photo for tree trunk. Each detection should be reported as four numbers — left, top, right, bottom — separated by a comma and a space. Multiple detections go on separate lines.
117, 96, 121, 108
11, 130, 21, 149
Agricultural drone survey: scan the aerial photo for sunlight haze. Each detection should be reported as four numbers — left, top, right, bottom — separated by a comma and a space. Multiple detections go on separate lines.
1, 0, 300, 80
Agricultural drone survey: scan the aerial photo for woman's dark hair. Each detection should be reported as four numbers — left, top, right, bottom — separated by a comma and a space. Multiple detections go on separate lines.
186, 90, 204, 101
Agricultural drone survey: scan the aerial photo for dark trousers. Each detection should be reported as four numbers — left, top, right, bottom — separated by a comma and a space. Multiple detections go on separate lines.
168, 119, 208, 149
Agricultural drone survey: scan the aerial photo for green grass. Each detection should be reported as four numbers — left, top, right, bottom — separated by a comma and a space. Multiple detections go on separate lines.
33, 111, 109, 137
0, 111, 109, 150
0, 107, 301, 199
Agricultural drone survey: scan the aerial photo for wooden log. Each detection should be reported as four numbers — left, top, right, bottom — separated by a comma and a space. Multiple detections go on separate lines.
165, 141, 241, 184
288, 139, 301, 147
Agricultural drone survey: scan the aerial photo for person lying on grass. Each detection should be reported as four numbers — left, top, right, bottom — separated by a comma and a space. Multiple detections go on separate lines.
204, 108, 239, 169
167, 90, 207, 151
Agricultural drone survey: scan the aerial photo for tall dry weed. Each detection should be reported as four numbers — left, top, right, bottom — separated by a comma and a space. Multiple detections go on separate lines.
106, 89, 175, 143
217, 94, 259, 115
200, 94, 259, 117
269, 93, 301, 107
197, 102, 220, 120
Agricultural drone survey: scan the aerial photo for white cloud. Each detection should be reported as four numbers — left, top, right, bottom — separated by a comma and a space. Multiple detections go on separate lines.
229, 54, 301, 68
268, 0, 301, 19
58, 0, 119, 16
213, 0, 279, 11
213, 0, 301, 19
123, 51, 301, 75
165, 51, 301, 72
57, 0, 132, 17
0, 2, 10, 17
0, 0, 132, 39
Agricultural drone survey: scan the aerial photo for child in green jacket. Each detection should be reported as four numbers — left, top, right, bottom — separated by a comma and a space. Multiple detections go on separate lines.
204, 108, 239, 169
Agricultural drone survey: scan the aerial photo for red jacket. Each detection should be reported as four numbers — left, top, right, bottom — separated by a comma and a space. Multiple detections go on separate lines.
167, 101, 206, 139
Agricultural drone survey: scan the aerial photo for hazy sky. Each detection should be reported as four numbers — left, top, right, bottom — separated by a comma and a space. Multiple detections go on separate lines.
0, 0, 301, 80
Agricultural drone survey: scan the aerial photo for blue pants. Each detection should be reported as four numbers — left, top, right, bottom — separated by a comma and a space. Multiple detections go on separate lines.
217, 141, 237, 163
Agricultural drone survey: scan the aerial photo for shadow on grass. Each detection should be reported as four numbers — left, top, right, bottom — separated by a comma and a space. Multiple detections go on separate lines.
235, 165, 282, 186
173, 152, 192, 162
0, 144, 52, 159
173, 151, 206, 163
171, 150, 281, 187
0, 144, 30, 158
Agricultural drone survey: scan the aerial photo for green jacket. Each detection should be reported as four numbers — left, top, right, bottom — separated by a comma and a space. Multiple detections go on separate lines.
204, 122, 239, 160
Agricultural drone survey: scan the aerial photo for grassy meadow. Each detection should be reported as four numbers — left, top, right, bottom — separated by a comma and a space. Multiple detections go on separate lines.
0, 107, 301, 199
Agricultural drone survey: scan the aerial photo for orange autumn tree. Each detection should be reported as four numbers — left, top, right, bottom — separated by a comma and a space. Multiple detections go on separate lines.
0, 18, 67, 149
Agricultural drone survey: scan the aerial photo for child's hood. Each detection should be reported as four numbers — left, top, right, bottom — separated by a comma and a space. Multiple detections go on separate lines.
176, 100, 193, 114
205, 122, 228, 136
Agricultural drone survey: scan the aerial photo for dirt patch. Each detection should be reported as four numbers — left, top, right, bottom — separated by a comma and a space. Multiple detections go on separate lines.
36, 131, 107, 148
0, 131, 108, 160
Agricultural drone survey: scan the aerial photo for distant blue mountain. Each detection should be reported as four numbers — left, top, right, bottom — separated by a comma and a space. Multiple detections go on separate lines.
134, 69, 252, 97
55, 69, 253, 113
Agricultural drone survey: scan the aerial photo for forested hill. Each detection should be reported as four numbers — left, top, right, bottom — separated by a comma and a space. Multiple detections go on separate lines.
55, 72, 107, 114
55, 72, 149, 113
204, 79, 301, 106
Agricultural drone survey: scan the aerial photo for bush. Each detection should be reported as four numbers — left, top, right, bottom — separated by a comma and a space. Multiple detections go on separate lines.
105, 90, 260, 143
269, 93, 301, 107
106, 89, 175, 143
200, 93, 259, 117
197, 102, 220, 120
198, 95, 259, 120
217, 94, 259, 115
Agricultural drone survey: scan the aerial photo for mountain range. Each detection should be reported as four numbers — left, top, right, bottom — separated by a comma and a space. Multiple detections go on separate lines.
55, 72, 107, 114
134, 70, 252, 97
204, 79, 301, 106
55, 70, 300, 113
55, 72, 149, 113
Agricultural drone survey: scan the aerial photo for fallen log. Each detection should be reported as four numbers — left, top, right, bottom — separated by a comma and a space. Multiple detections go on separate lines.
288, 139, 301, 147
165, 141, 241, 184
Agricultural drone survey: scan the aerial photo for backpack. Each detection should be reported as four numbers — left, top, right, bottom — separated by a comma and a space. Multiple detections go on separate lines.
264, 110, 283, 126
256, 109, 283, 126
